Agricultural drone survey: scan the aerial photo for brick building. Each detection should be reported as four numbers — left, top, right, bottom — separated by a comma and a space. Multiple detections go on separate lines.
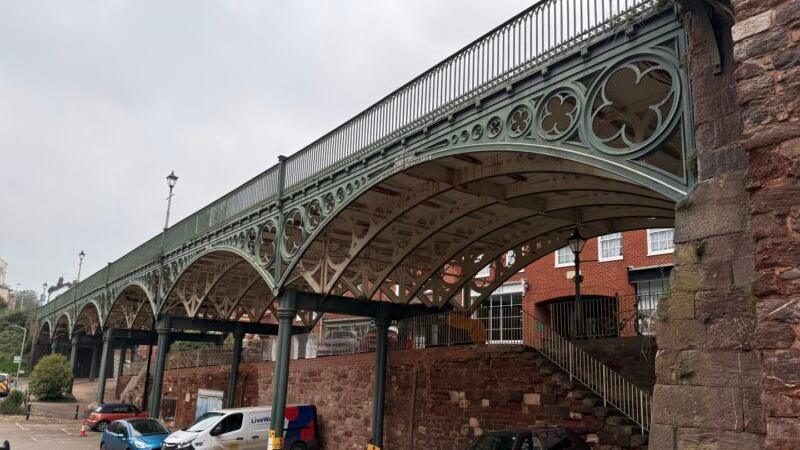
322, 228, 674, 344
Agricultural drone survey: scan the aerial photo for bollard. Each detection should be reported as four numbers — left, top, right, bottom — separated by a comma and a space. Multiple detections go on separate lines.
25, 404, 30, 421
74, 404, 79, 420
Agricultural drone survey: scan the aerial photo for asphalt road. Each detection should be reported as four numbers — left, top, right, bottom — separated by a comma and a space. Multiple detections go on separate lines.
0, 420, 101, 450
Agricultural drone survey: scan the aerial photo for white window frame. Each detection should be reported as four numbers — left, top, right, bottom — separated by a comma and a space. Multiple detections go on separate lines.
554, 247, 574, 268
598, 232, 623, 262
647, 228, 675, 256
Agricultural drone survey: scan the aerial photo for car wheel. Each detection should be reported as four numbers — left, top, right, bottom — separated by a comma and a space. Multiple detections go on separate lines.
100, 443, 105, 450
96, 420, 109, 432
290, 443, 307, 450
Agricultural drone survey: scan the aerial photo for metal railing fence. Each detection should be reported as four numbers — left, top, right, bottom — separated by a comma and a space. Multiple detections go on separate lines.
529, 315, 651, 433
38, 0, 662, 318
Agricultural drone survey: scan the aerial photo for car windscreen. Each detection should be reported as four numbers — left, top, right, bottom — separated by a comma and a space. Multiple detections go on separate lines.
94, 405, 110, 413
184, 412, 224, 432
129, 419, 169, 436
0, 375, 6, 382
467, 434, 517, 450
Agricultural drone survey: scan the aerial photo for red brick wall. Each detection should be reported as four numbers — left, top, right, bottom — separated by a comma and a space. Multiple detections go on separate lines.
521, 230, 672, 306
134, 346, 643, 450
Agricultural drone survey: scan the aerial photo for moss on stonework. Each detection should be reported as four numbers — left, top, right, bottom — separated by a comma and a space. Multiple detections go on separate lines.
671, 358, 695, 382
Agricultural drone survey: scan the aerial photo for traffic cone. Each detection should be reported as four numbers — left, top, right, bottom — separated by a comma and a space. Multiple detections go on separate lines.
79, 424, 86, 437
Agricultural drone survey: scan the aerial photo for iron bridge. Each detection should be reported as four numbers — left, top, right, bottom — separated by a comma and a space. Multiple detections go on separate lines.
34, 0, 692, 359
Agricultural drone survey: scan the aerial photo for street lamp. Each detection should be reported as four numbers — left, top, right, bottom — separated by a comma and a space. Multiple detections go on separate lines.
9, 325, 26, 389
164, 171, 179, 231
42, 282, 49, 304
567, 227, 586, 337
77, 250, 86, 283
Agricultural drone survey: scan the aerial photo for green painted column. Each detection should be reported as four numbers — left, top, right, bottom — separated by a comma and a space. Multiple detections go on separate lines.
50, 340, 57, 355
225, 326, 245, 408
369, 318, 390, 450
269, 293, 296, 450
68, 335, 79, 394
148, 318, 171, 418
96, 328, 113, 404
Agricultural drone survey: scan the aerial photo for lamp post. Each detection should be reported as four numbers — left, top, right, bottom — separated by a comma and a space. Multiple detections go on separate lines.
42, 282, 49, 304
77, 250, 86, 283
145, 170, 179, 412
9, 325, 26, 389
566, 227, 586, 338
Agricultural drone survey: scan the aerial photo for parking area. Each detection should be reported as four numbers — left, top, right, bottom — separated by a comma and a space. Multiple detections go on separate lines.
0, 419, 100, 450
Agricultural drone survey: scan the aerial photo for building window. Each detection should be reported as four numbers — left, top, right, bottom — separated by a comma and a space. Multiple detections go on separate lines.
554, 247, 574, 267
647, 228, 675, 255
477, 292, 523, 343
635, 278, 666, 336
598, 232, 623, 261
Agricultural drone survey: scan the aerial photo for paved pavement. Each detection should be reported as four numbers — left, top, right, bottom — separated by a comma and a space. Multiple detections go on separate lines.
0, 419, 100, 450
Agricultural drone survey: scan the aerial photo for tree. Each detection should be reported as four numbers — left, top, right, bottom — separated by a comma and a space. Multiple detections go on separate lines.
0, 309, 29, 373
28, 354, 72, 400
14, 290, 39, 311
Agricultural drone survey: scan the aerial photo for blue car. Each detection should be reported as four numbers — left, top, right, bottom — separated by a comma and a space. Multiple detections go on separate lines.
101, 418, 171, 450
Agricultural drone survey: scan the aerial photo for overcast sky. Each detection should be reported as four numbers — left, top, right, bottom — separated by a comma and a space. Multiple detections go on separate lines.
0, 0, 533, 295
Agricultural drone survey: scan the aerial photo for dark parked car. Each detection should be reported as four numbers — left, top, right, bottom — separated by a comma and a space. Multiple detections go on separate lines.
466, 428, 590, 450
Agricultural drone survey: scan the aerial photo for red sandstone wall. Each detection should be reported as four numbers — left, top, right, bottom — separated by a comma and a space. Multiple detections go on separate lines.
141, 346, 643, 450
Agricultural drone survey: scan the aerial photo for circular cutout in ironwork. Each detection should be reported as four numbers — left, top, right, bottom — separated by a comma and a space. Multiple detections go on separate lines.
538, 90, 580, 140
460, 130, 469, 142
487, 116, 503, 138
507, 105, 532, 137
471, 124, 483, 140
586, 57, 680, 155
259, 220, 277, 267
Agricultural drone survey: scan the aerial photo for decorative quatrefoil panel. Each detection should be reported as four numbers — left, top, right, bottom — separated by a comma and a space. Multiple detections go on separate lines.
586, 56, 680, 155
537, 88, 581, 141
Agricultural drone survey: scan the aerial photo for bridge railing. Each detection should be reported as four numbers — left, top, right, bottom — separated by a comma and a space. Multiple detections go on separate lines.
38, 0, 660, 317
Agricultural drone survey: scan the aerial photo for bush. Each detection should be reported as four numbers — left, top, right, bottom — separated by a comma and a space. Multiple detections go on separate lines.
0, 390, 25, 415
28, 354, 72, 400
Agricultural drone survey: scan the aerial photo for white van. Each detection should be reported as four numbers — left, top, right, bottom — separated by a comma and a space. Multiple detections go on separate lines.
162, 405, 319, 450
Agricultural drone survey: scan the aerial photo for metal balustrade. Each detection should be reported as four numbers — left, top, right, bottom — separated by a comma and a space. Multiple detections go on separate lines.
531, 321, 652, 433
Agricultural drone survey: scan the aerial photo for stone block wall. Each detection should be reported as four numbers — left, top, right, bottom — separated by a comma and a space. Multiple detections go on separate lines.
732, 1, 800, 449
120, 345, 647, 450
651, 0, 800, 448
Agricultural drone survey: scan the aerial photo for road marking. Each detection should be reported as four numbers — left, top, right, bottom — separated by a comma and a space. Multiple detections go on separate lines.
14, 422, 24, 430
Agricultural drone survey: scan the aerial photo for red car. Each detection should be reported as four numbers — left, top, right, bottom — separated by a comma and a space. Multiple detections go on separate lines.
85, 403, 148, 431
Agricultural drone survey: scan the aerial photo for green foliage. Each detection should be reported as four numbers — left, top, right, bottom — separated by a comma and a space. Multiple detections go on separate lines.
29, 354, 72, 401
14, 290, 40, 311
671, 358, 695, 382
0, 390, 25, 415
0, 309, 29, 373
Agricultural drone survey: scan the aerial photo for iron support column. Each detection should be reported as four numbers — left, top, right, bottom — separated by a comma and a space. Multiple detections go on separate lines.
574, 251, 583, 337
269, 293, 296, 450
225, 325, 245, 408
88, 341, 99, 381
68, 335, 79, 394
148, 318, 171, 418
96, 328, 113, 404
369, 318, 390, 449
50, 340, 57, 355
